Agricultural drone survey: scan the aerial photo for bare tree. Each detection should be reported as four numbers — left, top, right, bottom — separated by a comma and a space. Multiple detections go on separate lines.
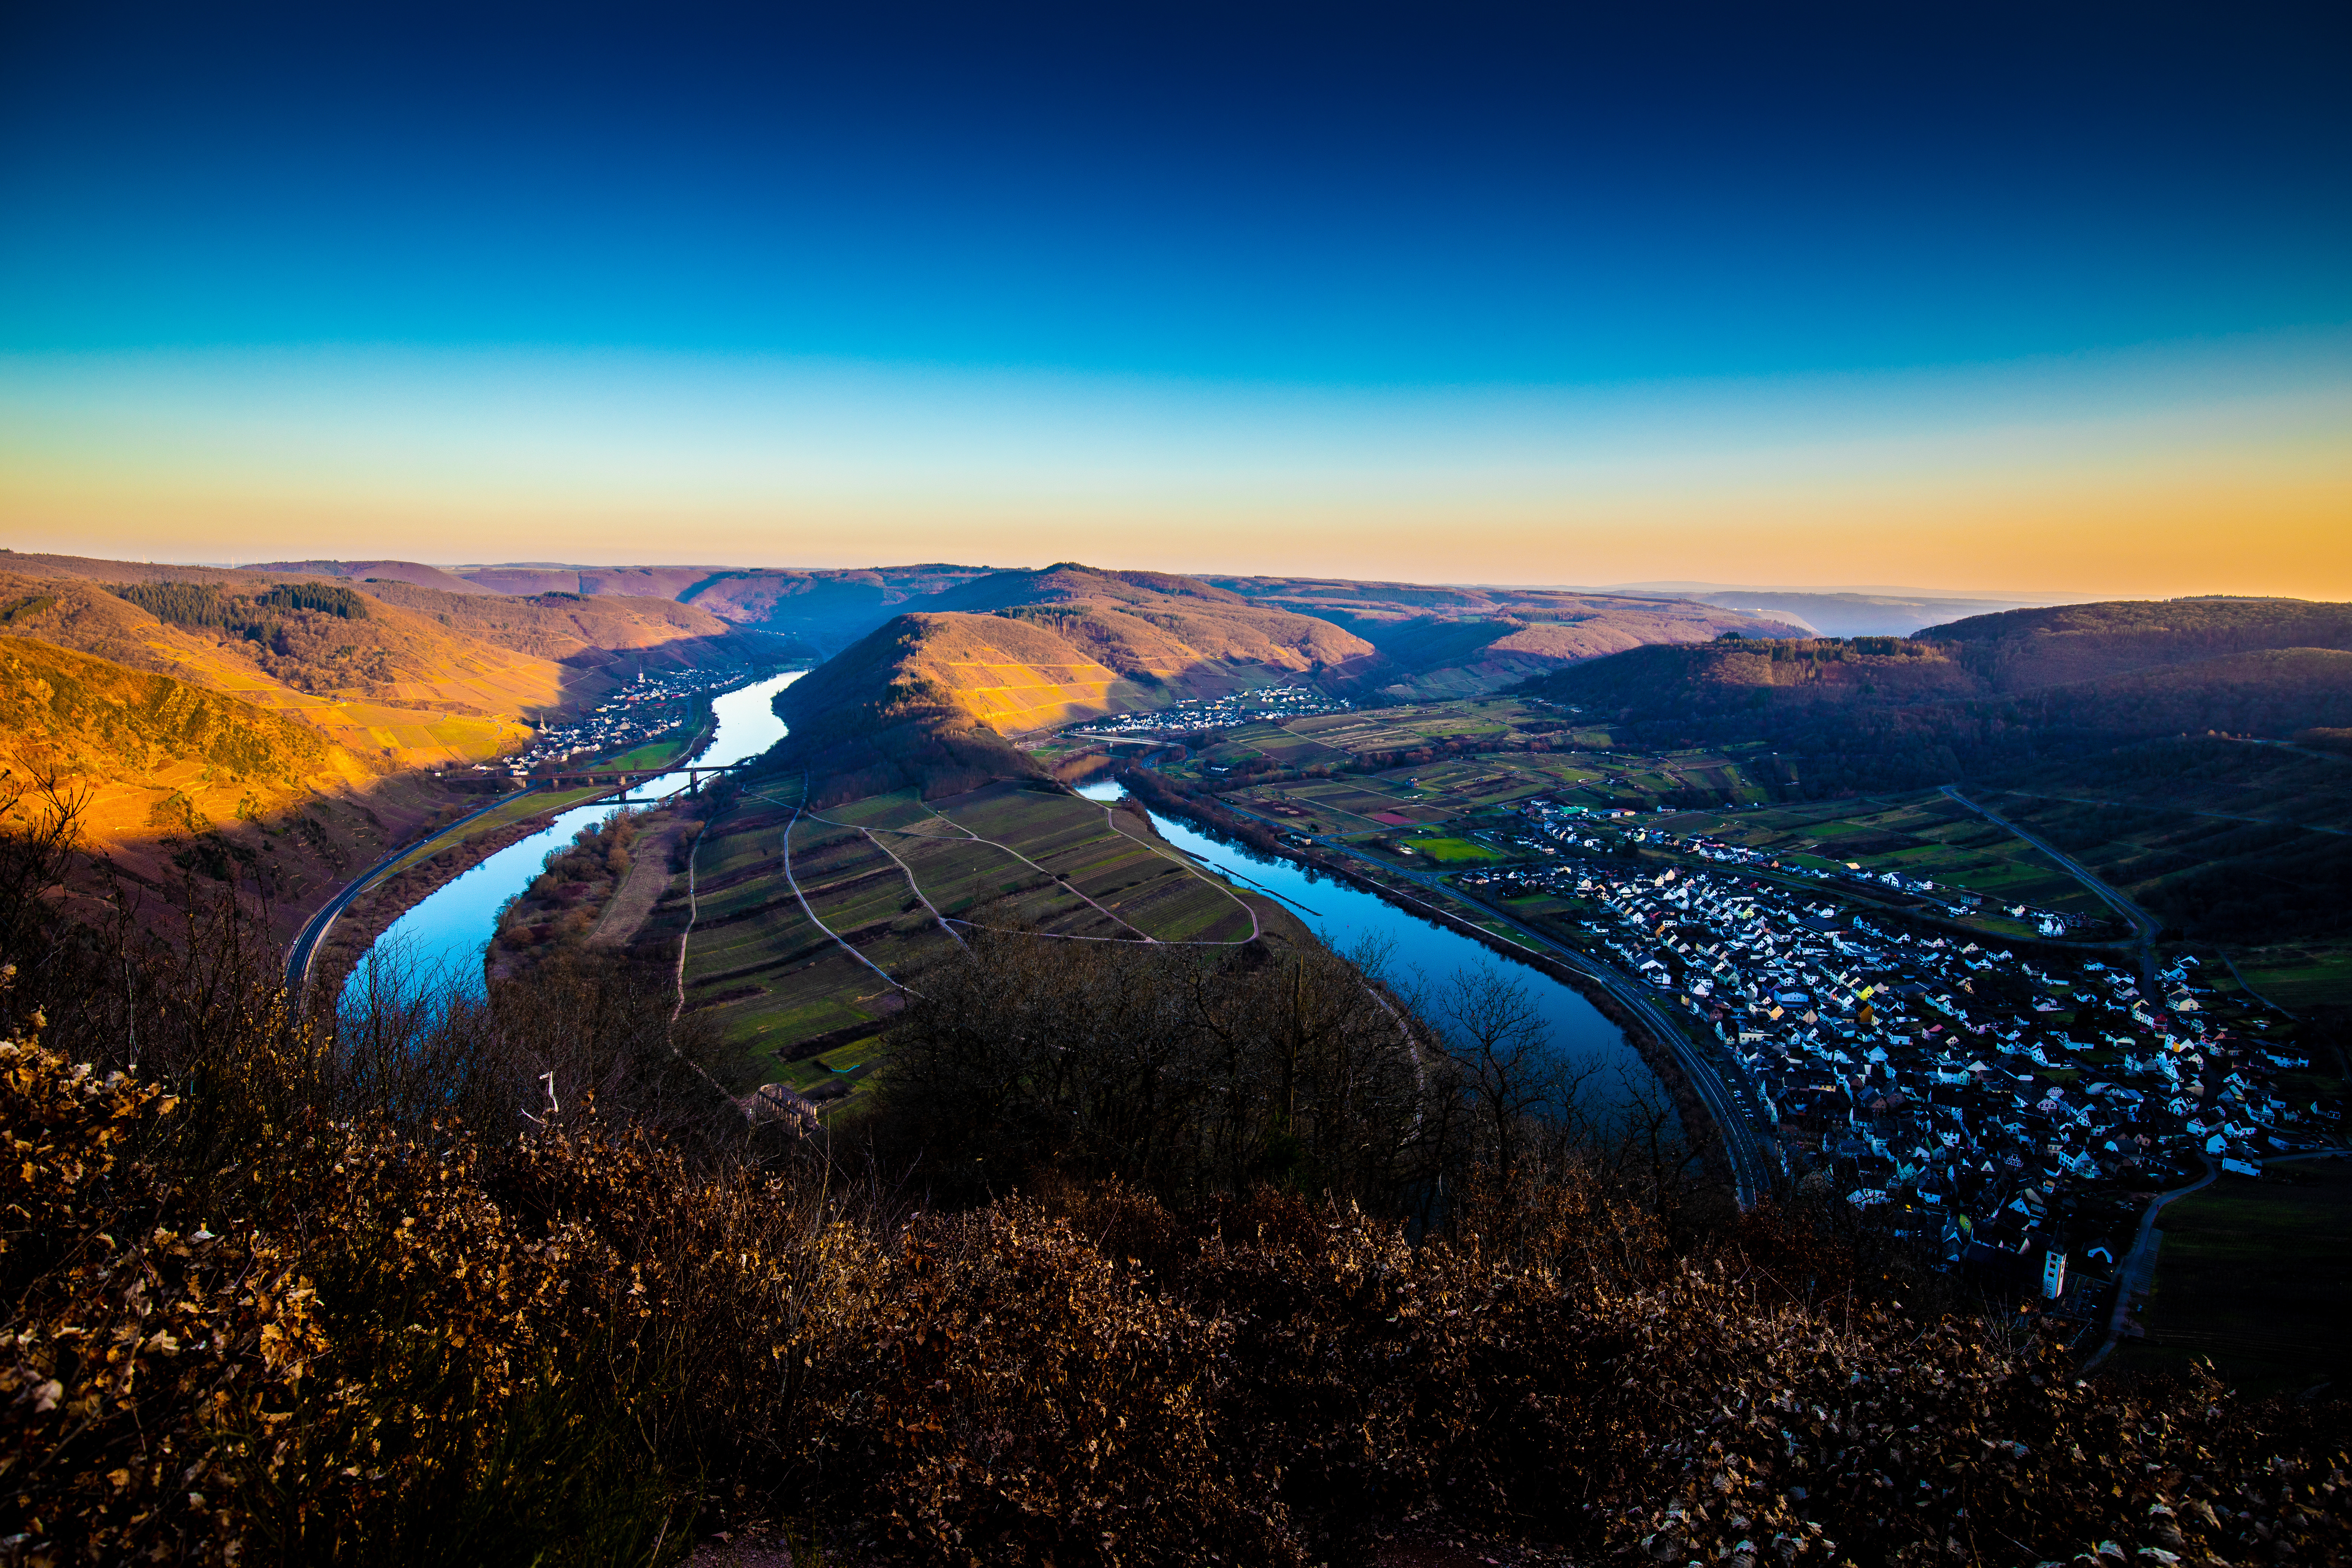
1430, 963, 1560, 1185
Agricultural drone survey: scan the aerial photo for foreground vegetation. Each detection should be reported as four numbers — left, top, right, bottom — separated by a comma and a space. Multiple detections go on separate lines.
4, 787, 2350, 1566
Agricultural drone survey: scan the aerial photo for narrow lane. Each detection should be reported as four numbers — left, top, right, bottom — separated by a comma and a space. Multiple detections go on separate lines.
2079, 1153, 2217, 1372
285, 786, 540, 1000
1940, 785, 2162, 990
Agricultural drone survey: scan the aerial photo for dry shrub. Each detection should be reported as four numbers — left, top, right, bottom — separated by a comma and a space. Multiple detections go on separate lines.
3, 1005, 2349, 1566
803, 1200, 1300, 1567
0, 1017, 688, 1566
1, 845, 2348, 1566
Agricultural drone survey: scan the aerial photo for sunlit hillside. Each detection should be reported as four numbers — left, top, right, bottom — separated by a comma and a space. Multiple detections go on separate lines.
765, 567, 1377, 800
0, 570, 542, 773
0, 634, 395, 899
0, 556, 790, 773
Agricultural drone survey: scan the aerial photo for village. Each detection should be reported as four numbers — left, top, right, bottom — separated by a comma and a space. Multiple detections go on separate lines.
489, 664, 753, 777
1449, 796, 2341, 1324
1533, 801, 2105, 936
1065, 683, 1353, 736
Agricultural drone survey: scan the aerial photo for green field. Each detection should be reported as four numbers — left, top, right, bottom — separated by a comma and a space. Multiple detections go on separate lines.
2231, 943, 2352, 1010
2111, 1157, 2352, 1396
649, 779, 1312, 1107
599, 736, 688, 771
1409, 835, 1504, 863
1664, 792, 2106, 924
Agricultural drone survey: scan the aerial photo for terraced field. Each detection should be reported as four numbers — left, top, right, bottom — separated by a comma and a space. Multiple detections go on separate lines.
654, 779, 1303, 1099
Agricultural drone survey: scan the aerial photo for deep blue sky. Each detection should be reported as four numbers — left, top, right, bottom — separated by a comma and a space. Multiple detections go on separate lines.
5, 0, 2346, 383
3, 2, 2346, 594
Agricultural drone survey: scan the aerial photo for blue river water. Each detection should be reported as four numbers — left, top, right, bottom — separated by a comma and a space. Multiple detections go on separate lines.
347, 670, 805, 996
1077, 780, 1660, 1102
342, 686, 1652, 1112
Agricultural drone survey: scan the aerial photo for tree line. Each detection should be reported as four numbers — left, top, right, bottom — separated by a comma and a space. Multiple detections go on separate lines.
1, 783, 2346, 1566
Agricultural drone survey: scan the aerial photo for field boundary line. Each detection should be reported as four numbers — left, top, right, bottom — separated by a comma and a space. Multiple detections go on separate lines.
811, 801, 1162, 940
771, 782, 914, 993
663, 815, 750, 1118
850, 824, 970, 952
1099, 805, 1263, 943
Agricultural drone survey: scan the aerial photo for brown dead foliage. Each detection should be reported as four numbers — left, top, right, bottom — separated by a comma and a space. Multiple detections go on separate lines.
0, 804, 2345, 1565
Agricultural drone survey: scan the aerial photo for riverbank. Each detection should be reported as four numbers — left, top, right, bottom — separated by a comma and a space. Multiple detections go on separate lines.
1116, 767, 1734, 1189
311, 795, 598, 998
337, 671, 803, 999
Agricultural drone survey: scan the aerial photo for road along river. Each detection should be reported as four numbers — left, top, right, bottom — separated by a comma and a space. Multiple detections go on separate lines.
1075, 780, 1670, 1119
343, 670, 805, 1000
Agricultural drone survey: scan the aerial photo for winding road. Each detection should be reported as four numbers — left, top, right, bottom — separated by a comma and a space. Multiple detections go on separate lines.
1939, 785, 2162, 992
284, 786, 540, 1001
2079, 1152, 2217, 1372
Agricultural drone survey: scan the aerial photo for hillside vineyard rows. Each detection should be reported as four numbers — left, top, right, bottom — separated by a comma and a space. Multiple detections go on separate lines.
1, 556, 2350, 1565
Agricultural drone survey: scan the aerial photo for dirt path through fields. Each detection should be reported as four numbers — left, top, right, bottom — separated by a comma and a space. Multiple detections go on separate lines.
589, 813, 690, 949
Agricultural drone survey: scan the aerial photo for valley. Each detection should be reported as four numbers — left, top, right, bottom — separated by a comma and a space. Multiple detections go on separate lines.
10, 560, 2350, 1565
5, 552, 2345, 1393
0, 553, 800, 944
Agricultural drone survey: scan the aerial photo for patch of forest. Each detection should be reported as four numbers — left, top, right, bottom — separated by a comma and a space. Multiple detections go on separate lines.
5, 784, 2352, 1565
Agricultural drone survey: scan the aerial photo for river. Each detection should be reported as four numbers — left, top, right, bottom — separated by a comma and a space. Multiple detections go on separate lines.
346, 669, 807, 997
343, 685, 1657, 1113
1076, 780, 1665, 1110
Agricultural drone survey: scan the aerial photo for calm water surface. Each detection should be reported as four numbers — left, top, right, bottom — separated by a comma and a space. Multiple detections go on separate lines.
348, 670, 805, 997
1076, 779, 1660, 1101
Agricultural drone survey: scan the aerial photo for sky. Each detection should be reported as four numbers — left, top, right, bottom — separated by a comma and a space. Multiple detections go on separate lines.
2, 1, 2346, 596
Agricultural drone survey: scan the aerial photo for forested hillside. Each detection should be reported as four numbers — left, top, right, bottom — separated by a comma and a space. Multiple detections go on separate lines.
344, 577, 804, 668
0, 635, 330, 793
0, 554, 807, 936
0, 635, 410, 902
1926, 596, 2352, 688
1206, 574, 1792, 697
1517, 599, 2352, 793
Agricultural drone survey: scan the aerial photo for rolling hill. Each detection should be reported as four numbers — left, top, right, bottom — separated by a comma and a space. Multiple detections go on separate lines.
249, 559, 1001, 652
0, 559, 797, 768
1682, 589, 2047, 638
0, 634, 435, 909
1198, 576, 1797, 697
1514, 597, 2352, 794
0, 553, 812, 931
1922, 596, 2352, 688
256, 560, 1804, 681
239, 558, 501, 595
764, 565, 1380, 802
342, 578, 805, 670
0, 568, 560, 771
0, 635, 332, 799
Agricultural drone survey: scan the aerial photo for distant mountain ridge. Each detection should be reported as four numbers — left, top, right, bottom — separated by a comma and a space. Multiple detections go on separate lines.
1195, 575, 1797, 696
1514, 596, 2352, 793
247, 559, 998, 653
1682, 590, 2035, 639
237, 558, 1805, 695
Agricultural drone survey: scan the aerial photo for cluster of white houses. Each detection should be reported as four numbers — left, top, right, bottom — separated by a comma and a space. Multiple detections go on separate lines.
1515, 798, 2095, 936
1465, 839, 2335, 1306
1069, 685, 1352, 737
490, 666, 749, 777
